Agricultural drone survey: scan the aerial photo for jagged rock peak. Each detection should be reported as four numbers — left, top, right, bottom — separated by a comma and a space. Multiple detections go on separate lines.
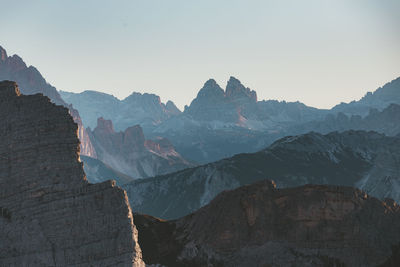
197, 78, 224, 99
226, 76, 257, 101
165, 100, 181, 114
0, 80, 21, 98
95, 117, 115, 133
0, 45, 7, 61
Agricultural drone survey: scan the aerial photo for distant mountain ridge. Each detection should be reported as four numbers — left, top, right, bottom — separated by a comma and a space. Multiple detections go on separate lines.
332, 77, 400, 116
124, 130, 400, 219
60, 89, 181, 132
61, 75, 400, 163
3, 44, 400, 166
290, 103, 400, 136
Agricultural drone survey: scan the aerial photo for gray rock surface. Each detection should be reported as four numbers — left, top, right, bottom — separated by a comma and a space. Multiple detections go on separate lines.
0, 81, 144, 266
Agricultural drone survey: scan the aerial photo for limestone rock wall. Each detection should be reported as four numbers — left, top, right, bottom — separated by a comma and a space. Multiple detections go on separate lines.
0, 81, 144, 266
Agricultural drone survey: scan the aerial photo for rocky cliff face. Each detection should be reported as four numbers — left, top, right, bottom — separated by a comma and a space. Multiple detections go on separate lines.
0, 45, 96, 158
134, 180, 400, 266
124, 130, 400, 219
0, 81, 144, 266
88, 117, 193, 178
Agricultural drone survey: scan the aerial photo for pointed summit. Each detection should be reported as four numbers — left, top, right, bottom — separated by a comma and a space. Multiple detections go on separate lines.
196, 79, 225, 99
94, 117, 115, 134
226, 76, 257, 102
0, 45, 7, 62
165, 100, 181, 115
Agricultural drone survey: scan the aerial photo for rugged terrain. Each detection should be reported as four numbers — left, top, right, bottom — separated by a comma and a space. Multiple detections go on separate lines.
125, 130, 400, 219
134, 180, 400, 266
0, 81, 144, 266
88, 117, 193, 178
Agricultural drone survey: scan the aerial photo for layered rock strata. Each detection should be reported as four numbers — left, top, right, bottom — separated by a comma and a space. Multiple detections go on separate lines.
0, 81, 144, 266
134, 180, 400, 267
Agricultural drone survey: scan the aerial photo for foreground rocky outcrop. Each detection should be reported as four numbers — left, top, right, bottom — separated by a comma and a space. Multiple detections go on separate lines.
124, 130, 400, 219
0, 45, 96, 158
0, 81, 144, 266
134, 180, 400, 267
88, 117, 193, 178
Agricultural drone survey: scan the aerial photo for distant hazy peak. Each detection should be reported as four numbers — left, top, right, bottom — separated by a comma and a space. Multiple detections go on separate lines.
95, 117, 115, 134
196, 79, 225, 99
226, 76, 257, 101
165, 100, 181, 114
123, 91, 162, 104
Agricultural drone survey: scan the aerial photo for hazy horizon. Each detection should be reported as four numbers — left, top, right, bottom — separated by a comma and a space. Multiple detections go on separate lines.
1, 0, 399, 110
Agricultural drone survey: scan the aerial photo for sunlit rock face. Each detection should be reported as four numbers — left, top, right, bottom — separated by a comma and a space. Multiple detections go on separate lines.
0, 45, 96, 158
134, 180, 400, 267
88, 117, 193, 178
0, 81, 144, 266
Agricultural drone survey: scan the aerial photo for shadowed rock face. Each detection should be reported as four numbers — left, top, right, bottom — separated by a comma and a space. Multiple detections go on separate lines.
88, 117, 193, 178
0, 81, 144, 266
134, 180, 400, 267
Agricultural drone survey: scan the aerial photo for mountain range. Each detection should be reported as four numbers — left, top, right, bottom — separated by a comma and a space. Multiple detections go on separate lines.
61, 73, 400, 164
2, 43, 400, 266
2, 45, 400, 167
124, 130, 400, 219
0, 45, 190, 180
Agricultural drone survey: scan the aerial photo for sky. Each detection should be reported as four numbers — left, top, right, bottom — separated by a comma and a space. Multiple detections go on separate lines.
1, 0, 399, 110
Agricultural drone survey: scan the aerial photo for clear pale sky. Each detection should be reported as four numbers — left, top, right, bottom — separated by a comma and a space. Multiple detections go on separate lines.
1, 0, 399, 109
